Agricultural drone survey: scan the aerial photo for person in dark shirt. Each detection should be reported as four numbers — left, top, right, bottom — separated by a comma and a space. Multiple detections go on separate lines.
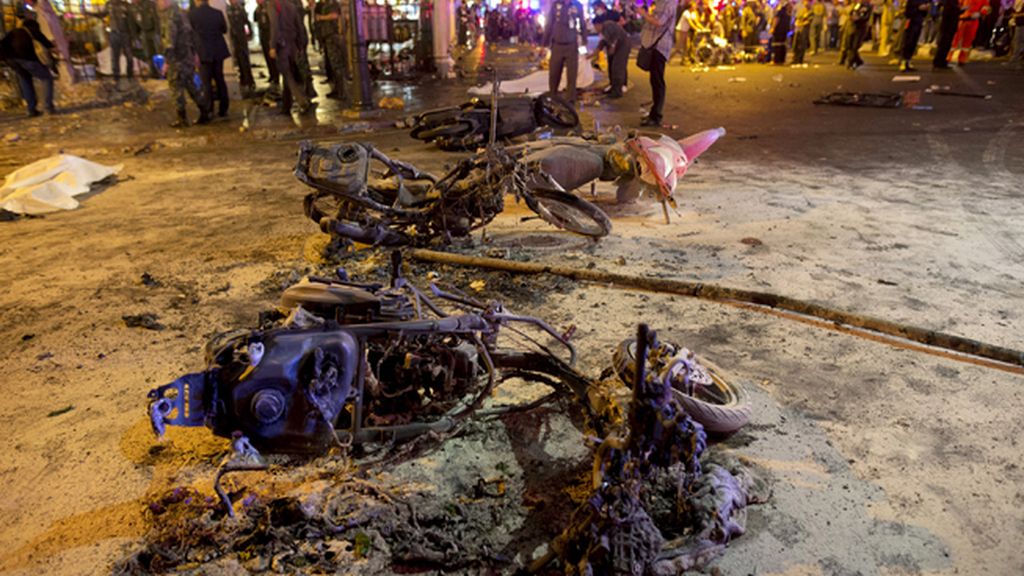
190, 0, 232, 116
0, 17, 57, 116
591, 15, 629, 98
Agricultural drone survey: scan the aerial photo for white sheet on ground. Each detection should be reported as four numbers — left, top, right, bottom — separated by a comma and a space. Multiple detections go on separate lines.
1, 155, 122, 215
469, 54, 595, 96
95, 46, 148, 77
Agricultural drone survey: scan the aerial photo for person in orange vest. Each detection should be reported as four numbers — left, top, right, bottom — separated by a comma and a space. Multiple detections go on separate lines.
948, 0, 991, 65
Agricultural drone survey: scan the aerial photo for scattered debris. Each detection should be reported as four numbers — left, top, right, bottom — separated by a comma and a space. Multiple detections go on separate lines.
740, 237, 763, 246
926, 88, 993, 99
4, 133, 20, 144
892, 75, 921, 82
46, 405, 75, 418
814, 92, 903, 108
139, 272, 161, 287
36, 351, 54, 361
377, 97, 405, 110
122, 313, 166, 331
877, 279, 899, 286
771, 74, 783, 82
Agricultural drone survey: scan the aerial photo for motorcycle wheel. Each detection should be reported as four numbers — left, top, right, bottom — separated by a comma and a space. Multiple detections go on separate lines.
413, 119, 479, 142
528, 189, 611, 238
534, 94, 579, 129
612, 339, 752, 435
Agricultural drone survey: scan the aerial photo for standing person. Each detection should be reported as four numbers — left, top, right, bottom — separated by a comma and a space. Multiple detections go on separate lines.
878, 0, 895, 54
771, 0, 792, 63
190, 0, 231, 117
674, 1, 693, 64
932, 0, 961, 66
1010, 0, 1024, 66
793, 0, 813, 61
0, 15, 57, 117
226, 0, 256, 97
898, 0, 930, 69
289, 0, 316, 99
810, 0, 826, 51
157, 0, 210, 126
839, 0, 871, 66
826, 0, 840, 47
639, 0, 678, 127
542, 0, 585, 103
948, 0, 991, 64
136, 0, 162, 77
313, 0, 346, 99
268, 0, 311, 113
254, 0, 280, 90
83, 0, 137, 88
591, 14, 629, 97
742, 0, 761, 51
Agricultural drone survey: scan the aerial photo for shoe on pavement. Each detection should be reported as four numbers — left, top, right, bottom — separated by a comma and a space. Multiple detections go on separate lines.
640, 115, 661, 127
28, 109, 43, 118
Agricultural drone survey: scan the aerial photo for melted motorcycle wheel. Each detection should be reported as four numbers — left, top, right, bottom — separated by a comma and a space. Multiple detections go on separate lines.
528, 190, 612, 238
612, 339, 752, 435
535, 94, 579, 129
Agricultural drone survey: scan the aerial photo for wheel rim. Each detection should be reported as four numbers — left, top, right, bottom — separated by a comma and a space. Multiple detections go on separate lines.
621, 341, 736, 407
534, 196, 606, 236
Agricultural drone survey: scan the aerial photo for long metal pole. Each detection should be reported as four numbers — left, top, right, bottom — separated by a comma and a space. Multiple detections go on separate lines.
348, 0, 373, 109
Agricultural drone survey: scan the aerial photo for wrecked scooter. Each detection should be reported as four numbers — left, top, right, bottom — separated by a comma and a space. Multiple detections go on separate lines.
148, 255, 593, 453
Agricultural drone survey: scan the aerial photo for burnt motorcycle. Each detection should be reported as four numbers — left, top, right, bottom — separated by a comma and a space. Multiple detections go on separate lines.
147, 256, 593, 454
408, 92, 579, 151
296, 138, 613, 249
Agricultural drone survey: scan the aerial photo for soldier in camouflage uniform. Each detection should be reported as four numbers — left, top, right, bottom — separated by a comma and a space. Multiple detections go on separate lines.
136, 0, 162, 77
313, 0, 345, 99
226, 0, 256, 96
157, 0, 211, 127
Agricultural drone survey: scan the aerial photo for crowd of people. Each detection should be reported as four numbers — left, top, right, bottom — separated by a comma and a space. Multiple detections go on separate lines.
1, 0, 351, 123
604, 0, 1023, 71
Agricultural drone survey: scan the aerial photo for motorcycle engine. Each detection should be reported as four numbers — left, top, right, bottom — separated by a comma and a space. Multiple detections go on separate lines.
343, 335, 482, 429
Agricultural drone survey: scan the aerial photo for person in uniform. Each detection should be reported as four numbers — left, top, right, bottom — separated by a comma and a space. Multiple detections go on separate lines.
226, 0, 256, 97
254, 0, 280, 89
898, 0, 930, 70
542, 0, 585, 103
157, 0, 210, 126
313, 0, 346, 99
591, 14, 628, 98
947, 0, 990, 65
84, 0, 137, 88
136, 0, 162, 77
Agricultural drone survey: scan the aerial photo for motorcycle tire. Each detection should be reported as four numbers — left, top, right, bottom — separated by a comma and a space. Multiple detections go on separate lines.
527, 189, 612, 238
534, 94, 579, 129
612, 339, 752, 435
413, 119, 479, 142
